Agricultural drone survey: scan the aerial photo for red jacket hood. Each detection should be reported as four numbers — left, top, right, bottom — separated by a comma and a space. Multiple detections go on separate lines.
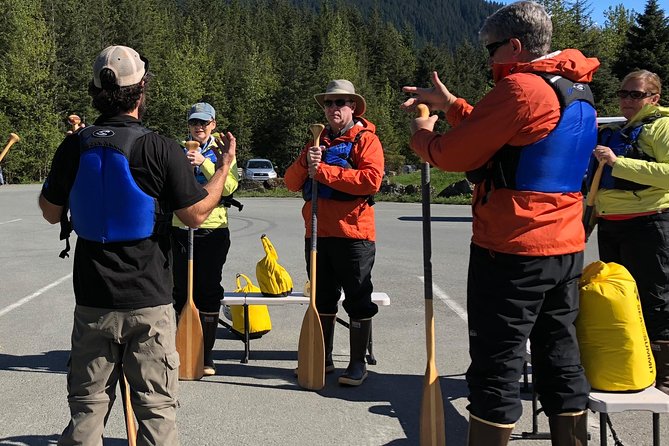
493, 49, 600, 83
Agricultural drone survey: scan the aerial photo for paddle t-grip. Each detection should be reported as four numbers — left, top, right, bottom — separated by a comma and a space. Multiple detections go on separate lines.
416, 104, 430, 118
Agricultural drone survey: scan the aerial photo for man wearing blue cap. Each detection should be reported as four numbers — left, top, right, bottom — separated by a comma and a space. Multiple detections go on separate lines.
171, 102, 239, 376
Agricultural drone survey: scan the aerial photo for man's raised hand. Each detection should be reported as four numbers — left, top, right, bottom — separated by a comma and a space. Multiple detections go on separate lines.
215, 132, 236, 169
401, 71, 457, 113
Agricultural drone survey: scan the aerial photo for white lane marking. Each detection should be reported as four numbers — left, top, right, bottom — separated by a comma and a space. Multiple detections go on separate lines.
0, 273, 72, 318
419, 276, 468, 322
0, 218, 21, 225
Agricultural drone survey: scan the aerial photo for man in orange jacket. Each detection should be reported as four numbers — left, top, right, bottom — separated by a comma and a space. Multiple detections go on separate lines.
285, 79, 384, 386
403, 2, 598, 444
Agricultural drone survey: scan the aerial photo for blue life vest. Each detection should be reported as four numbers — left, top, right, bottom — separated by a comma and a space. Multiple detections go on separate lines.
188, 139, 218, 185
467, 73, 597, 193
590, 122, 655, 191
184, 138, 243, 210
302, 130, 373, 202
69, 125, 162, 243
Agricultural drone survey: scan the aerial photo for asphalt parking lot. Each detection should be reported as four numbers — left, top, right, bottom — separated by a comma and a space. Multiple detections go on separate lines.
0, 185, 666, 445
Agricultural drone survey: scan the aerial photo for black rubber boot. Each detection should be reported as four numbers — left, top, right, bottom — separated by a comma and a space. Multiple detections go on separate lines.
548, 411, 588, 446
320, 314, 336, 373
467, 415, 513, 446
338, 318, 371, 386
200, 311, 219, 376
652, 341, 669, 395
293, 314, 337, 377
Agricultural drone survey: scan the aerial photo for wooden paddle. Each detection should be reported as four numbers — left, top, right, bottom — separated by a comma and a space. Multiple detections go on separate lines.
583, 160, 605, 242
297, 123, 326, 390
416, 104, 446, 446
118, 364, 137, 446
176, 142, 205, 380
0, 133, 20, 164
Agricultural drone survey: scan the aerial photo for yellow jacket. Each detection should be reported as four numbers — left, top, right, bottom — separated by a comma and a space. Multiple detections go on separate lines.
596, 104, 669, 216
172, 134, 239, 228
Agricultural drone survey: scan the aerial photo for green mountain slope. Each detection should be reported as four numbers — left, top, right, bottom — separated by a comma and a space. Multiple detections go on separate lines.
290, 0, 503, 46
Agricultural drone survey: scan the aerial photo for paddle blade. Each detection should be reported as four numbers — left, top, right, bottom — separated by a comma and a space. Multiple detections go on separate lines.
297, 305, 325, 390
420, 364, 446, 446
176, 302, 204, 380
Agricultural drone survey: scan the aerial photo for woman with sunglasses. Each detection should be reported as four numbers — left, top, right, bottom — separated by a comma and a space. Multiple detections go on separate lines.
171, 102, 240, 376
593, 70, 669, 395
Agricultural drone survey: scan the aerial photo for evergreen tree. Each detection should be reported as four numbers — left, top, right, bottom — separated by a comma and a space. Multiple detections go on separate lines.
0, 0, 60, 183
614, 0, 669, 88
600, 5, 634, 61
256, 1, 319, 173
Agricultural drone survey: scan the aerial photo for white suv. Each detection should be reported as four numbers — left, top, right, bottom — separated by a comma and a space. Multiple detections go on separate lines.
244, 159, 278, 181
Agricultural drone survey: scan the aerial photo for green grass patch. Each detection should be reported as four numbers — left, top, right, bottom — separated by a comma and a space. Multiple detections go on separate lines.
235, 168, 472, 205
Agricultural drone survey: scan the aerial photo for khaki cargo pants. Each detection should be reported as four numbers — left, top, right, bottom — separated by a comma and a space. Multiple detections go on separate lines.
58, 304, 180, 446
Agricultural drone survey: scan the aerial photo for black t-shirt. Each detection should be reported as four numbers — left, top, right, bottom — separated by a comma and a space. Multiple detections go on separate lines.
42, 115, 207, 309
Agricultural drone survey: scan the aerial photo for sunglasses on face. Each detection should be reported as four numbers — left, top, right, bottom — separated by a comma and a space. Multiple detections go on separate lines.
188, 119, 212, 127
485, 38, 511, 57
617, 90, 656, 100
323, 99, 351, 108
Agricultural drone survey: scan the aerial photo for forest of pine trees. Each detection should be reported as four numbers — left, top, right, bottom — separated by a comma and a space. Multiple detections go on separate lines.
0, 0, 667, 183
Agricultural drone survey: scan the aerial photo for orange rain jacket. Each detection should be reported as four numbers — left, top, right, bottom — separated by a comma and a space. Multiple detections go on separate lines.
285, 117, 384, 241
411, 49, 600, 256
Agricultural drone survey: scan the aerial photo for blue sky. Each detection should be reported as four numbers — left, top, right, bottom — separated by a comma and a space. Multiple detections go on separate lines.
499, 0, 668, 25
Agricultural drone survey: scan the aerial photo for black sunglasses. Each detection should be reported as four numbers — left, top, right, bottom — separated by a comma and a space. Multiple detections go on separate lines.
188, 119, 212, 127
323, 99, 351, 108
617, 89, 657, 100
485, 38, 511, 57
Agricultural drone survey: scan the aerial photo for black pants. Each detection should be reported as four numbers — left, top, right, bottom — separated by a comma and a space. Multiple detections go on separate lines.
598, 212, 669, 341
304, 237, 378, 319
171, 227, 230, 313
466, 244, 589, 424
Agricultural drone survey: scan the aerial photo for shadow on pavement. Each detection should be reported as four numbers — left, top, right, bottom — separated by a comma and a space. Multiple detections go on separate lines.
202, 359, 470, 445
0, 350, 68, 374
0, 434, 127, 445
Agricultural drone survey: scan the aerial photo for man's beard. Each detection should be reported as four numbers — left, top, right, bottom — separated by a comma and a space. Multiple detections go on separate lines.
137, 94, 147, 120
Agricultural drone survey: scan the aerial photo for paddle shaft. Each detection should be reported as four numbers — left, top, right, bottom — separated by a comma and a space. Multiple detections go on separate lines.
117, 344, 137, 446
421, 161, 434, 350
583, 160, 605, 241
121, 372, 137, 446
308, 124, 324, 304
417, 104, 446, 445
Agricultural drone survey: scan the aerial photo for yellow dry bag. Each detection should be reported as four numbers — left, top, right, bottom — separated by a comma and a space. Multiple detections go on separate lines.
256, 234, 293, 297
576, 261, 656, 391
222, 273, 272, 339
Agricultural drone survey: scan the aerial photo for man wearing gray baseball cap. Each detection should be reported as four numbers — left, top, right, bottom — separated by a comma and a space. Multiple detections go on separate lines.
40, 45, 236, 445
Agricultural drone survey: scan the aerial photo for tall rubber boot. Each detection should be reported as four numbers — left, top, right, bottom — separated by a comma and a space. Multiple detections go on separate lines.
200, 311, 220, 376
293, 314, 337, 377
548, 411, 588, 446
320, 314, 336, 373
467, 414, 513, 446
338, 318, 371, 386
652, 341, 669, 395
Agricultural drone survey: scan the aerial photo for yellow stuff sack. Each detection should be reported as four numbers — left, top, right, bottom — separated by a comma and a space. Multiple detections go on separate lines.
223, 273, 271, 339
256, 234, 293, 297
576, 261, 655, 391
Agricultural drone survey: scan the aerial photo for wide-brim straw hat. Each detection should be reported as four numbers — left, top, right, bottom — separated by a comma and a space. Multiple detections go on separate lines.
314, 79, 366, 116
